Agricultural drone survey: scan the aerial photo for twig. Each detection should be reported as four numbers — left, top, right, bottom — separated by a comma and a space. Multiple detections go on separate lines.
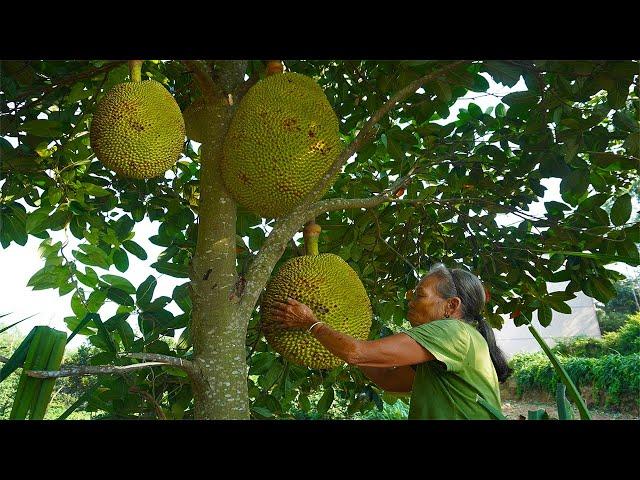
129, 385, 167, 420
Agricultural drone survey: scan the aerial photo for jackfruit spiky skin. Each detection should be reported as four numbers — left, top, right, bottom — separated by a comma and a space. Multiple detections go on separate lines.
183, 97, 226, 144
262, 253, 372, 369
90, 80, 185, 179
222, 72, 342, 218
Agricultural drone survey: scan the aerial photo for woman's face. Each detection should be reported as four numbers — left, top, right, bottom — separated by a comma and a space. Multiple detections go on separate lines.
406, 275, 450, 326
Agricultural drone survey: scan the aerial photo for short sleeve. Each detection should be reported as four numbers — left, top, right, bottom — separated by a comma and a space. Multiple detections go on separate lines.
404, 320, 471, 373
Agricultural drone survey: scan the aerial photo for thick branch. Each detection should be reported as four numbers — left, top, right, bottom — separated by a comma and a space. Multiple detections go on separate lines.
302, 60, 468, 205
181, 60, 221, 102
17, 352, 195, 379
25, 362, 169, 379
119, 353, 195, 374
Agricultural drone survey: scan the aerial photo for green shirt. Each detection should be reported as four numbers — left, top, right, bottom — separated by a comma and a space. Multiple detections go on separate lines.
403, 319, 502, 420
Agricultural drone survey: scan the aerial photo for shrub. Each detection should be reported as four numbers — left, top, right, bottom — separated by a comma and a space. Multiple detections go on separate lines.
509, 352, 640, 408
551, 314, 640, 358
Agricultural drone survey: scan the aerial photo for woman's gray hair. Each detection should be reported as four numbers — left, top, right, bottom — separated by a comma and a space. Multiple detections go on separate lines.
426, 263, 485, 323
424, 263, 511, 383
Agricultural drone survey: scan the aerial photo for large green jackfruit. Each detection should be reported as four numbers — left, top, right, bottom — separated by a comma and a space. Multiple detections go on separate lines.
222, 72, 342, 218
262, 253, 372, 369
90, 80, 185, 179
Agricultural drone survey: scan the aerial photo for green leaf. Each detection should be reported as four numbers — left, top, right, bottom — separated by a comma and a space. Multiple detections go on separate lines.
495, 103, 506, 118
467, 103, 482, 119
87, 289, 108, 312
92, 314, 117, 353
21, 119, 63, 137
0, 326, 37, 383
27, 265, 70, 290
610, 194, 632, 226
71, 291, 88, 318
502, 90, 538, 107
433, 80, 452, 103
136, 275, 157, 308
101, 274, 136, 294
65, 314, 97, 340
26, 207, 54, 234
104, 287, 135, 307
527, 409, 550, 420
172, 284, 192, 313
73, 245, 111, 269
475, 394, 507, 420
47, 186, 63, 205
82, 182, 111, 197
560, 170, 589, 205
151, 261, 190, 278
316, 386, 335, 415
113, 249, 129, 272
76, 266, 99, 288
122, 240, 147, 260
537, 305, 553, 327
528, 325, 591, 420
0, 313, 37, 335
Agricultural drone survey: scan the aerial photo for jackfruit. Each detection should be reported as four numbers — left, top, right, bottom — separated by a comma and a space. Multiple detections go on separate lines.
222, 72, 342, 218
90, 80, 185, 179
262, 253, 372, 369
183, 97, 226, 144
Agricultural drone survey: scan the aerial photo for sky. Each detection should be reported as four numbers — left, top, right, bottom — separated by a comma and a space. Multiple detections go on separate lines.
1, 69, 638, 350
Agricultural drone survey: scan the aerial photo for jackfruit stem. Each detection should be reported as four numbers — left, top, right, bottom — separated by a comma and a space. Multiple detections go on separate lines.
265, 60, 284, 77
129, 60, 143, 82
303, 221, 321, 256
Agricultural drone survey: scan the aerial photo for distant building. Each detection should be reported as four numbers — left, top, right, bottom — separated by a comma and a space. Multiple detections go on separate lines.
493, 281, 601, 359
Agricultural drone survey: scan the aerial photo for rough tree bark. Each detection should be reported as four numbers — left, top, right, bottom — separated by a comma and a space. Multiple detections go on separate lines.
187, 60, 251, 419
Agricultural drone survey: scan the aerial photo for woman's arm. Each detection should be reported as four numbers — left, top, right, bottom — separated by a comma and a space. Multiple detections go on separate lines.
359, 365, 416, 393
309, 322, 434, 367
266, 298, 435, 369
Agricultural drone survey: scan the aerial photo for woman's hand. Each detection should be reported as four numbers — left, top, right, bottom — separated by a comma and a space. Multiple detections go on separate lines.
265, 298, 317, 331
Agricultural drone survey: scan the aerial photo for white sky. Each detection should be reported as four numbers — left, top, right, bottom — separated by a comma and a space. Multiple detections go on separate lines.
1, 72, 638, 348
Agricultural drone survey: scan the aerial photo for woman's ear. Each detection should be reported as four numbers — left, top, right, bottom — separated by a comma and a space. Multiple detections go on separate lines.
449, 297, 461, 312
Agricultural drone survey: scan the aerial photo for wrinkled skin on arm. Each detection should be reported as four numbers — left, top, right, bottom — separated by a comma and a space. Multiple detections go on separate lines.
266, 298, 436, 392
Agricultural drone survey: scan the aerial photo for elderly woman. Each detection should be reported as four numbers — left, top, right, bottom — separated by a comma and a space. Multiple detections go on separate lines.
267, 263, 512, 420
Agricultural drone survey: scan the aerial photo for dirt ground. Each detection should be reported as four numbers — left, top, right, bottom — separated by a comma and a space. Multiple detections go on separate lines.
501, 399, 639, 420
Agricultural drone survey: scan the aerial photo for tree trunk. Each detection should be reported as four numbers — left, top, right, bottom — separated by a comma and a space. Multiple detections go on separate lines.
188, 61, 251, 419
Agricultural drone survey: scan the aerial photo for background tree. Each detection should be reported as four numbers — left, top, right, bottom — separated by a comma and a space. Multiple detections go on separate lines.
1, 59, 638, 419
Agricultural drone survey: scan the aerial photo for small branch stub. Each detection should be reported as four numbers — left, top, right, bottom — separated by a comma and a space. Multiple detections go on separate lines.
303, 220, 321, 256
265, 60, 284, 76
129, 60, 143, 82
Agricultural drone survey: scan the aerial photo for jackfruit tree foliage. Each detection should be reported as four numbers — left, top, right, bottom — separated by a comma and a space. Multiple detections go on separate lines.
1, 60, 638, 419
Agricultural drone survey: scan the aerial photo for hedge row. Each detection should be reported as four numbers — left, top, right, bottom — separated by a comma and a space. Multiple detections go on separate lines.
509, 352, 640, 407
551, 314, 640, 358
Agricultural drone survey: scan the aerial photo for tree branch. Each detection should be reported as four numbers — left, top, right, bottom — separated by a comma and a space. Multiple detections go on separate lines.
18, 353, 195, 379
24, 362, 170, 379
302, 60, 468, 205
181, 60, 221, 103
118, 353, 195, 374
